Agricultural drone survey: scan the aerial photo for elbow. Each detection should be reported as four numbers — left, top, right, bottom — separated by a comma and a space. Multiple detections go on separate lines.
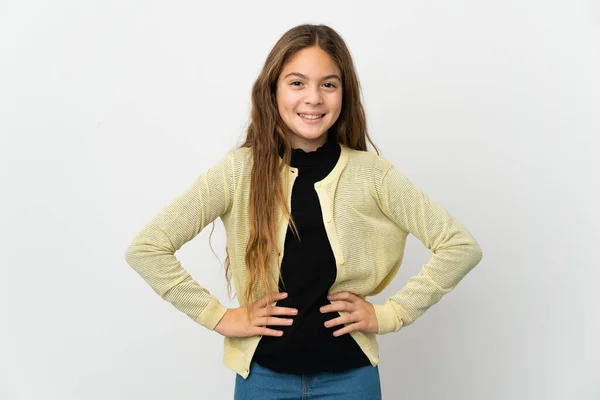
124, 239, 143, 268
461, 226, 483, 265
124, 236, 172, 270
446, 228, 483, 264
455, 229, 483, 267
124, 243, 136, 267
470, 240, 483, 266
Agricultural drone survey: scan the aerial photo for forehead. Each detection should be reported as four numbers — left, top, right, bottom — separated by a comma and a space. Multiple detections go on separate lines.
280, 46, 341, 77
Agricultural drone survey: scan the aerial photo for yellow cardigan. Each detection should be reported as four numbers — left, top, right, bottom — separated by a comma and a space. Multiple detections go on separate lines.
124, 143, 483, 379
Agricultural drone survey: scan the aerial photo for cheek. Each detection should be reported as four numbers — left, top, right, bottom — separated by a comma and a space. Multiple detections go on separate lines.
330, 95, 343, 116
278, 93, 297, 114
329, 91, 342, 106
276, 85, 290, 102
276, 93, 290, 118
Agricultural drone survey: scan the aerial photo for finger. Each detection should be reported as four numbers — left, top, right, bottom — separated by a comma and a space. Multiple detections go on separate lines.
255, 292, 288, 308
320, 301, 353, 314
328, 292, 357, 302
332, 322, 362, 337
257, 327, 285, 337
324, 314, 358, 329
257, 306, 298, 317
253, 316, 294, 327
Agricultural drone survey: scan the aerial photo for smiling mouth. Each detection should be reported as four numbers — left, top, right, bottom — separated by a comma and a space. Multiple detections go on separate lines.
297, 113, 325, 121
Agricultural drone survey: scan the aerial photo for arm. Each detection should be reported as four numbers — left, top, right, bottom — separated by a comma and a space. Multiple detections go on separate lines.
124, 152, 235, 330
373, 163, 483, 335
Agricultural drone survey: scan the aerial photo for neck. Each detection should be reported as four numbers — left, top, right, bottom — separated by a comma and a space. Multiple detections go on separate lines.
290, 133, 329, 153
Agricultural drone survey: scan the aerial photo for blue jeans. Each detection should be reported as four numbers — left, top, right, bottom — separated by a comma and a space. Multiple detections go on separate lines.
234, 361, 382, 400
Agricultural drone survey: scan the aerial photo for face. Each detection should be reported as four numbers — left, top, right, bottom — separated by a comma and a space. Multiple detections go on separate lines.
276, 46, 343, 152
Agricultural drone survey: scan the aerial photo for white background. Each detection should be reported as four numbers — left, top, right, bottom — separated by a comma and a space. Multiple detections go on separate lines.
1, 1, 598, 399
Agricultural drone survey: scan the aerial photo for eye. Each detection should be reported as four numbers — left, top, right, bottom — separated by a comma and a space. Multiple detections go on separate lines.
323, 82, 337, 88
290, 81, 303, 87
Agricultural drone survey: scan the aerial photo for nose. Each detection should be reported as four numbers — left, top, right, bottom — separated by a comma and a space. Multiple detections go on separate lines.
304, 85, 323, 105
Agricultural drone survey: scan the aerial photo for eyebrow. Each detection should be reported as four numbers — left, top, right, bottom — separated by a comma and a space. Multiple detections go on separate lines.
283, 72, 341, 81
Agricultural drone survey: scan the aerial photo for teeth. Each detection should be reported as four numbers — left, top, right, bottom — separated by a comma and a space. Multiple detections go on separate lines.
299, 114, 324, 120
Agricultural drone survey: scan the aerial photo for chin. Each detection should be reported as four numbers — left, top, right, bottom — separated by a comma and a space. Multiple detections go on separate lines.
294, 125, 332, 139
295, 130, 328, 140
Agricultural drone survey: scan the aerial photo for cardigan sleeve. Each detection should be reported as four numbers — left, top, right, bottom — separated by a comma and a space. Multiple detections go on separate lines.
373, 163, 483, 335
124, 151, 236, 330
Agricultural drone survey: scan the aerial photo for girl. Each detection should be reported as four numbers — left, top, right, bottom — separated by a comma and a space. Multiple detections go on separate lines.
125, 24, 483, 400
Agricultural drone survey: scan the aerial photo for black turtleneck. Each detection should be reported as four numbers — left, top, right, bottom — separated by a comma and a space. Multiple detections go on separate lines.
252, 133, 371, 373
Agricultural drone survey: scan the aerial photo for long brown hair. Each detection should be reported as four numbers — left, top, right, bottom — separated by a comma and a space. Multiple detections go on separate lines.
215, 24, 381, 319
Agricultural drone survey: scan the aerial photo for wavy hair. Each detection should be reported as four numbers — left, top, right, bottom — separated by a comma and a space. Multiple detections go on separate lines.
213, 24, 380, 320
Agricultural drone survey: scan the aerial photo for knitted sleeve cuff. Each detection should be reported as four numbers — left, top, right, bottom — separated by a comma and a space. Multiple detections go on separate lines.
195, 296, 229, 331
373, 300, 404, 335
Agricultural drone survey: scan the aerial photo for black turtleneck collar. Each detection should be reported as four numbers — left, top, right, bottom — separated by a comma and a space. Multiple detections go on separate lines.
278, 132, 340, 168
